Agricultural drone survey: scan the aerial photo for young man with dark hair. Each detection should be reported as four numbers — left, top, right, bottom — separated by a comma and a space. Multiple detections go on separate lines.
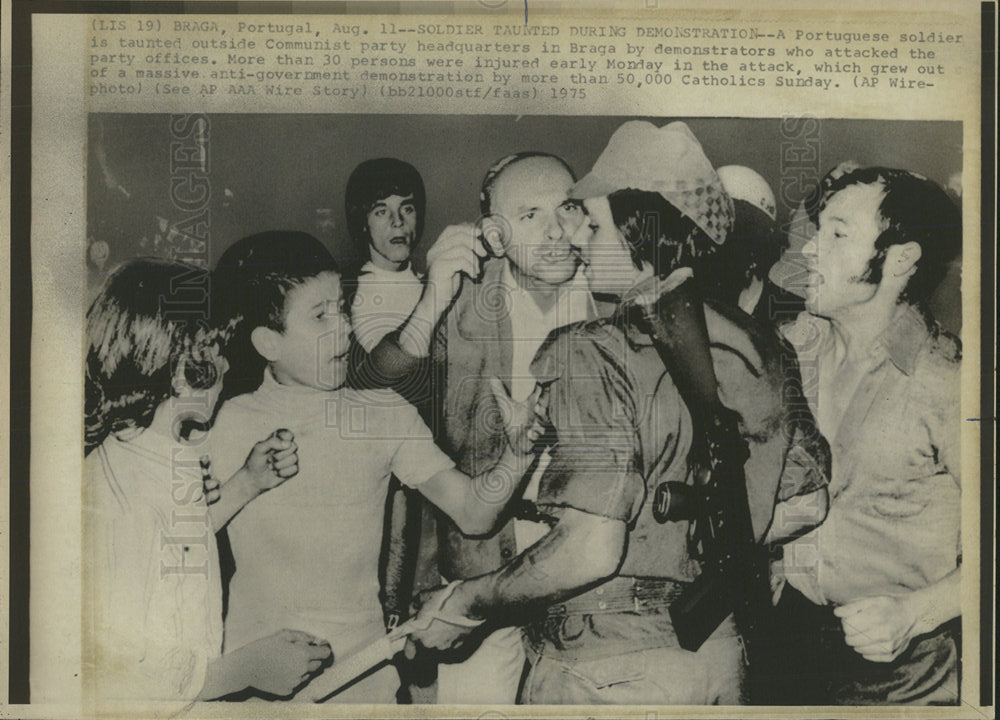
773, 167, 963, 705
341, 159, 433, 667
344, 158, 428, 352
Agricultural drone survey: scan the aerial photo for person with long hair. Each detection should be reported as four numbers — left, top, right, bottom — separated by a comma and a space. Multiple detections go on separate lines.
84, 258, 331, 704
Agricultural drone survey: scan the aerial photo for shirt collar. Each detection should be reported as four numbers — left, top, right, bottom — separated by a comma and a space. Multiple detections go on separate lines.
877, 304, 930, 376
360, 260, 419, 280
790, 303, 931, 377
255, 366, 338, 414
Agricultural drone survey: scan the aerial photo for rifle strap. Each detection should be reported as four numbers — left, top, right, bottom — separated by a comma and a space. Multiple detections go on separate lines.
627, 299, 716, 536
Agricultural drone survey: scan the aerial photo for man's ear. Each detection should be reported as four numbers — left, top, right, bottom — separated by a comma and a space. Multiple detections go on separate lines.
888, 241, 922, 278
251, 326, 282, 362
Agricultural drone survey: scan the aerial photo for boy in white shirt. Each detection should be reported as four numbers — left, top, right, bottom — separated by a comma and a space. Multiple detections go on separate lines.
209, 231, 540, 703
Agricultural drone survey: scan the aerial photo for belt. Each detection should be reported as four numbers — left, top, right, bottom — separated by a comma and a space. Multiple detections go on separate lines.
547, 576, 688, 617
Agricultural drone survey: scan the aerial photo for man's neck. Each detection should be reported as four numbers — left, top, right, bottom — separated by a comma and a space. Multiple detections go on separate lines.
507, 260, 563, 313
369, 251, 408, 273
827, 292, 901, 360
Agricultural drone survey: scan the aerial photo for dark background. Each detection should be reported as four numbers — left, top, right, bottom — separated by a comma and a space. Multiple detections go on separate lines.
85, 114, 963, 332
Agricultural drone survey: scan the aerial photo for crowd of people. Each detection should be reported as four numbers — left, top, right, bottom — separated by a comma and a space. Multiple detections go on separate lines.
83, 119, 963, 707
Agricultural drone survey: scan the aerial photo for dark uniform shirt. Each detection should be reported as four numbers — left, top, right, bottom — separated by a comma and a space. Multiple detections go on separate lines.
533, 300, 828, 556
521, 298, 829, 658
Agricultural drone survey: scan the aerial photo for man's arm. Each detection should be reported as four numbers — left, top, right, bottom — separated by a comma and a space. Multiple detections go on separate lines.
833, 352, 961, 663
353, 224, 483, 387
205, 431, 298, 530
417, 444, 529, 537
205, 470, 262, 530
415, 379, 545, 536
395, 224, 486, 358
409, 507, 626, 650
394, 280, 455, 359
462, 507, 625, 615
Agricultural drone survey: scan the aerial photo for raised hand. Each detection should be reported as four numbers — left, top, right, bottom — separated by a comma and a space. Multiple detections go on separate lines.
425, 223, 489, 301
244, 428, 299, 494
489, 377, 550, 456
200, 455, 220, 505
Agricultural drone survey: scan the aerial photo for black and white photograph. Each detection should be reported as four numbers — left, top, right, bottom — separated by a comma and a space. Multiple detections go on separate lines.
78, 113, 966, 706
4, 2, 994, 718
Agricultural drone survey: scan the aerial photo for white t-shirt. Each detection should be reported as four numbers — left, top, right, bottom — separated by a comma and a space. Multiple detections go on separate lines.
84, 429, 223, 704
351, 262, 425, 352
209, 370, 455, 657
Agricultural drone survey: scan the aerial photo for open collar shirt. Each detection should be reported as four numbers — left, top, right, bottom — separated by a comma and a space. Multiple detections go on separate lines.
781, 305, 961, 606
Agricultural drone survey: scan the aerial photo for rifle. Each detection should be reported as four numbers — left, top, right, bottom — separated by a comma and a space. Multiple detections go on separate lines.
636, 278, 772, 661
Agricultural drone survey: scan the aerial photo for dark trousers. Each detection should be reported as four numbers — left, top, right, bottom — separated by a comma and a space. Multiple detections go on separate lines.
749, 585, 959, 705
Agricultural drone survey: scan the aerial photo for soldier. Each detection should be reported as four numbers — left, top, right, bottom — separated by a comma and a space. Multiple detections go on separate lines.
407, 121, 831, 704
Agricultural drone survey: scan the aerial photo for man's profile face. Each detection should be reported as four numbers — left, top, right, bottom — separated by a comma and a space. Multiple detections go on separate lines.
573, 195, 639, 297
805, 181, 886, 317
491, 156, 584, 286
